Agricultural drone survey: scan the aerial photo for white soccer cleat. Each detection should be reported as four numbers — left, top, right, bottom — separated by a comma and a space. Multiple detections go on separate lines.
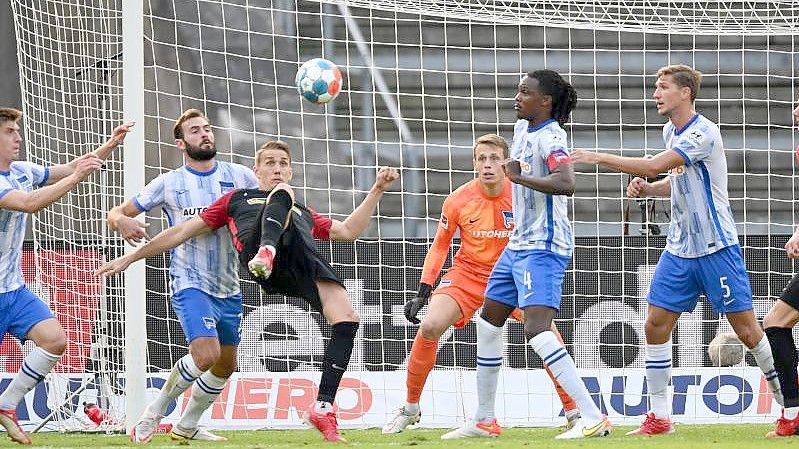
441, 418, 502, 440
555, 416, 612, 439
129, 411, 164, 444
381, 406, 421, 434
170, 425, 228, 441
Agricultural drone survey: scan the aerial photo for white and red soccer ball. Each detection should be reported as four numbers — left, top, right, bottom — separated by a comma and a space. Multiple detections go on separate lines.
295, 58, 342, 104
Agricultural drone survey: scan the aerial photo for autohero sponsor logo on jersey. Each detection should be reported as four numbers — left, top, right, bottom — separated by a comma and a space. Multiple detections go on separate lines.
182, 206, 208, 217
470, 229, 512, 238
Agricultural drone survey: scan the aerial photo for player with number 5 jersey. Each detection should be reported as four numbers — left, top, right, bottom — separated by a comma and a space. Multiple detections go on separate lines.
571, 64, 781, 436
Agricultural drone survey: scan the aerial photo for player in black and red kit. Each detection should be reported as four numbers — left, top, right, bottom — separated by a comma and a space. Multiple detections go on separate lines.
97, 140, 399, 442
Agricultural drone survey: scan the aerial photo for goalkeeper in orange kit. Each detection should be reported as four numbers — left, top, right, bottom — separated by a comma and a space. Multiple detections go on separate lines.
382, 134, 579, 437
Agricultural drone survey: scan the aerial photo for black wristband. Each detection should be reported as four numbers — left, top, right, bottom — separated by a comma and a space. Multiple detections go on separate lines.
416, 283, 433, 300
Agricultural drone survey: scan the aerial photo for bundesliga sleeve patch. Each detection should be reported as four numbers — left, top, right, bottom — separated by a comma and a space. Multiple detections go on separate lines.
547, 149, 571, 171
440, 214, 449, 230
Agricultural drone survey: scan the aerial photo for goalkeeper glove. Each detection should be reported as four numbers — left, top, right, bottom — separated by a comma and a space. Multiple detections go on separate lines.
404, 283, 433, 325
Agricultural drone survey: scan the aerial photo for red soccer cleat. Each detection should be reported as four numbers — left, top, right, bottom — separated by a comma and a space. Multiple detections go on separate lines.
0, 409, 31, 445
626, 412, 674, 436
304, 409, 345, 442
248, 246, 274, 279
767, 412, 799, 437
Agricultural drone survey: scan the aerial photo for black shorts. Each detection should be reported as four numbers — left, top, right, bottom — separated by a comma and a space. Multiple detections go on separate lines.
780, 272, 799, 311
242, 223, 344, 313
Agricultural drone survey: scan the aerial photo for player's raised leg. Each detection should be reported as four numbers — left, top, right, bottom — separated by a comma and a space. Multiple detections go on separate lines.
383, 293, 462, 433
248, 184, 295, 279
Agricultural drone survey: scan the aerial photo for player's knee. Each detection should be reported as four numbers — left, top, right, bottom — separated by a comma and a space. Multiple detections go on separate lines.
418, 319, 447, 340
190, 343, 221, 371
644, 317, 671, 342
523, 320, 550, 341
41, 335, 67, 356
211, 360, 236, 378
270, 183, 294, 202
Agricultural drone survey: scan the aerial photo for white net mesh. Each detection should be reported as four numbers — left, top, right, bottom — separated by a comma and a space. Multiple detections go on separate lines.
5, 0, 798, 431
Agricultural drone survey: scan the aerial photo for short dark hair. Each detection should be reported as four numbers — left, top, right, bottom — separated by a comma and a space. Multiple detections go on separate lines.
173, 109, 209, 140
527, 70, 577, 126
0, 108, 22, 126
256, 140, 291, 165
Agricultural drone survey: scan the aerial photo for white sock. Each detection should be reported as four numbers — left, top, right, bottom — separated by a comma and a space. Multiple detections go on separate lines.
645, 342, 672, 419
177, 371, 227, 430
314, 400, 333, 413
749, 334, 783, 406
0, 347, 60, 410
786, 407, 799, 420
474, 316, 503, 422
149, 354, 204, 416
404, 402, 420, 414
529, 331, 603, 424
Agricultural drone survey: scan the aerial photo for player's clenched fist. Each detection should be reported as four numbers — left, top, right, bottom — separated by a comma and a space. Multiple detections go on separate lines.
374, 167, 399, 191
627, 177, 651, 198
786, 233, 799, 259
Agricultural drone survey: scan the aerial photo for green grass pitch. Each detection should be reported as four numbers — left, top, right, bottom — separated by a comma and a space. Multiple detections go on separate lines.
10, 425, 797, 449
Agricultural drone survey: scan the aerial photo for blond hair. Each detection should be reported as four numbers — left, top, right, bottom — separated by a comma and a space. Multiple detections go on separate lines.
255, 140, 291, 166
173, 108, 209, 140
473, 133, 509, 159
0, 108, 22, 125
657, 64, 703, 102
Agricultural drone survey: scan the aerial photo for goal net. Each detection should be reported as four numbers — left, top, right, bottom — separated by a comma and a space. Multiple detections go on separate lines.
5, 0, 797, 431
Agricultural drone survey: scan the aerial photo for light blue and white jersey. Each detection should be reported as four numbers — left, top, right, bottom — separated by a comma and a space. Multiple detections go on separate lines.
0, 162, 49, 293
507, 119, 573, 257
133, 161, 258, 297
664, 113, 738, 258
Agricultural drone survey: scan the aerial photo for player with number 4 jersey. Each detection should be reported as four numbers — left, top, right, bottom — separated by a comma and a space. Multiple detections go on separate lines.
383, 135, 579, 437
446, 70, 612, 441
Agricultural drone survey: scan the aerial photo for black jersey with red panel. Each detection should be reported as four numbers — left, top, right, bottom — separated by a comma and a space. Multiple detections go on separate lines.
200, 189, 332, 262
200, 188, 343, 309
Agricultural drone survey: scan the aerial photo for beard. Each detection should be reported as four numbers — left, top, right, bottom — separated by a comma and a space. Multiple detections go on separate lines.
184, 142, 217, 161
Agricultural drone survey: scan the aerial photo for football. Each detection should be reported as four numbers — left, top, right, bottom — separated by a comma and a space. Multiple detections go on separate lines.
707, 332, 745, 367
295, 58, 343, 104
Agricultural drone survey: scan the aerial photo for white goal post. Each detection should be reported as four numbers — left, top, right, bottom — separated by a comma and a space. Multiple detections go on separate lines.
4, 0, 798, 432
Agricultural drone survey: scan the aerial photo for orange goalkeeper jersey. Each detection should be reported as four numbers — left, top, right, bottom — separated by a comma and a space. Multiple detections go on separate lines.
420, 178, 514, 285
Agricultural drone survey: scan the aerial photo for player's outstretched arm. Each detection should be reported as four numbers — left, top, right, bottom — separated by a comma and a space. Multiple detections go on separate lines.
503, 159, 575, 195
329, 167, 399, 240
95, 216, 212, 276
571, 148, 684, 178
0, 154, 102, 213
46, 122, 134, 184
